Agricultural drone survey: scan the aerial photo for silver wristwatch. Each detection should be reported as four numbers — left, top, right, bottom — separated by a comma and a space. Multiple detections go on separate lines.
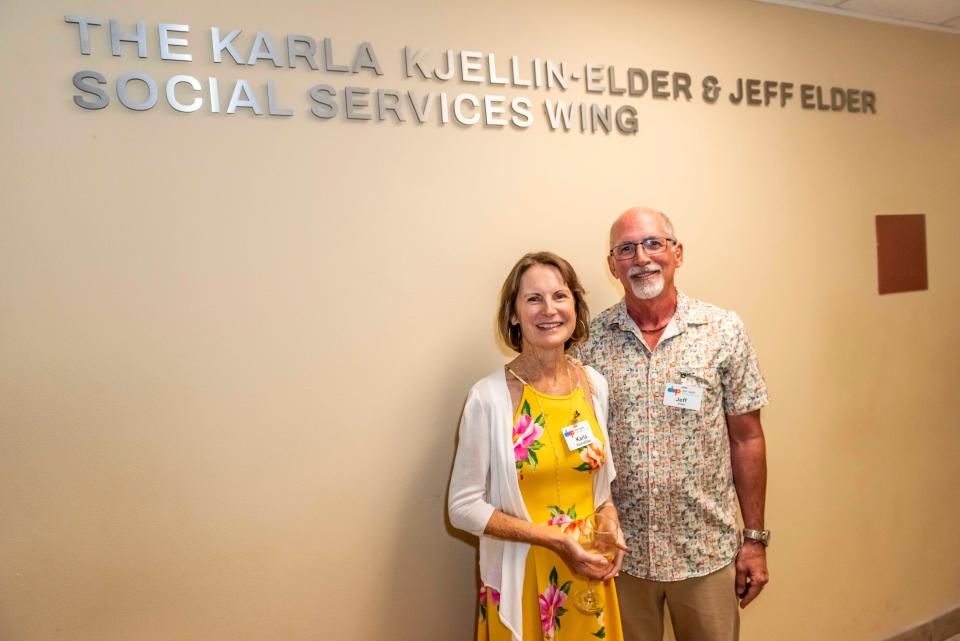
742, 528, 771, 547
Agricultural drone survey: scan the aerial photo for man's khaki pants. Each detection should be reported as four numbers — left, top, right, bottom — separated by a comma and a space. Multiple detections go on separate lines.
615, 562, 739, 641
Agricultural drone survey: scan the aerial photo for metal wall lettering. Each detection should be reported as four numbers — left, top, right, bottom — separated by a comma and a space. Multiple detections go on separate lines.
63, 14, 879, 132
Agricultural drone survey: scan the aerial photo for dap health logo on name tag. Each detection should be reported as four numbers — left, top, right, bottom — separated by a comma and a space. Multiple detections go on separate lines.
662, 383, 704, 411
561, 421, 598, 451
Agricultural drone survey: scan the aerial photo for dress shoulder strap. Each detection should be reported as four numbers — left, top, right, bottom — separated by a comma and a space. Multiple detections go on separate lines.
505, 366, 529, 386
569, 359, 597, 411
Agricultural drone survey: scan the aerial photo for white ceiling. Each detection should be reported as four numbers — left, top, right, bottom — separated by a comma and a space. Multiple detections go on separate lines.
753, 0, 960, 34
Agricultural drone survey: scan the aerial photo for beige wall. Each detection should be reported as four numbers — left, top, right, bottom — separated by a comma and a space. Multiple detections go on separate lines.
1, 0, 959, 639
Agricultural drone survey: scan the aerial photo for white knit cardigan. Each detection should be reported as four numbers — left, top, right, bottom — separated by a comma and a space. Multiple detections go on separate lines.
447, 366, 615, 641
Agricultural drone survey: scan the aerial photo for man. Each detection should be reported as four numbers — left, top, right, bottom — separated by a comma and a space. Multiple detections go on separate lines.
577, 207, 769, 641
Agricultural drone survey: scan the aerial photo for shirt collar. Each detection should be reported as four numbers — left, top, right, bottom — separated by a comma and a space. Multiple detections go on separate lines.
674, 290, 710, 328
609, 290, 709, 335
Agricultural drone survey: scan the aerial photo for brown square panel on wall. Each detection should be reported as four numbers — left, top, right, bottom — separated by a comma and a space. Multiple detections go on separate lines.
875, 214, 928, 295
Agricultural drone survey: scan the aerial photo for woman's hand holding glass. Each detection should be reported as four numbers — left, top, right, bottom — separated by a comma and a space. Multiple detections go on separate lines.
566, 510, 628, 613
554, 531, 611, 582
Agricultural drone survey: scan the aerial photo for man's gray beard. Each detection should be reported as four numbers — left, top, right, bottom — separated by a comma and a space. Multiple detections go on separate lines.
630, 273, 665, 299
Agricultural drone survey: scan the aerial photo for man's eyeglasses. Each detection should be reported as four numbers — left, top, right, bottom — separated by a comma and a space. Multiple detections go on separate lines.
609, 237, 676, 261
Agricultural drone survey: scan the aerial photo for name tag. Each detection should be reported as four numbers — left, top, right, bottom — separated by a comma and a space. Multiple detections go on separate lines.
663, 383, 703, 411
561, 420, 599, 451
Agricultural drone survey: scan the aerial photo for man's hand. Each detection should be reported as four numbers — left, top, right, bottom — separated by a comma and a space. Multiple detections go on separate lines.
599, 526, 628, 582
735, 541, 768, 607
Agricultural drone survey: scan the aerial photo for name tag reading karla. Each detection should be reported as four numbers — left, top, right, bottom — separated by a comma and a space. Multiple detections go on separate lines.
663, 383, 704, 411
561, 421, 599, 451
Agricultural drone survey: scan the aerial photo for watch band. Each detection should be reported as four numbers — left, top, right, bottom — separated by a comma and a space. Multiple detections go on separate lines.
742, 528, 771, 546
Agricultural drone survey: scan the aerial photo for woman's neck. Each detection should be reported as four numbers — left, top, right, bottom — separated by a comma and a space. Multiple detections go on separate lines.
512, 347, 570, 392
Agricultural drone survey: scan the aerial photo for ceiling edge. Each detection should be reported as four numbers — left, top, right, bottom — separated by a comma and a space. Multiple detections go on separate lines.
751, 0, 960, 35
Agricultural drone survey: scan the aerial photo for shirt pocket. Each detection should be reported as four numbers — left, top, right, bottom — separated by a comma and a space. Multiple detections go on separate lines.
674, 365, 717, 385
667, 365, 722, 417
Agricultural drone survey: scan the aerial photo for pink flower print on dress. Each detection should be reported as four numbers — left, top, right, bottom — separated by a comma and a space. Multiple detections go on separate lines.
513, 400, 545, 474
538, 570, 570, 640
478, 582, 500, 622
547, 504, 584, 538
512, 413, 537, 461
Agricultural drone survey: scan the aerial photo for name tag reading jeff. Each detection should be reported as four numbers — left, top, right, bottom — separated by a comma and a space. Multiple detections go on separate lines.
663, 383, 704, 411
561, 421, 598, 451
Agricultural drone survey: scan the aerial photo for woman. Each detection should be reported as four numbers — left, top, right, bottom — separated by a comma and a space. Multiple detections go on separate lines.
448, 252, 626, 641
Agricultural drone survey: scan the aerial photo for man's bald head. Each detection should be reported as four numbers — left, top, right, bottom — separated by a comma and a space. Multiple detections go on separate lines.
609, 207, 677, 248
607, 206, 683, 302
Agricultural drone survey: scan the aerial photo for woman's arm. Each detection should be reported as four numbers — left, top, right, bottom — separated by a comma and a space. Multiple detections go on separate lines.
448, 388, 496, 535
484, 510, 611, 581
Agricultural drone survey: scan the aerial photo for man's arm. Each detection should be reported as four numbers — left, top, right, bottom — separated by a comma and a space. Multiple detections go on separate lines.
727, 409, 769, 608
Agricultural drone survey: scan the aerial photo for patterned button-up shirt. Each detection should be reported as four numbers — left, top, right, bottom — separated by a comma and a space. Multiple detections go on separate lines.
577, 291, 768, 581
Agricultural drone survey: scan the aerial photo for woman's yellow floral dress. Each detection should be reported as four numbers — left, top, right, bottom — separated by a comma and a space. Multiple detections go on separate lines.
478, 381, 624, 641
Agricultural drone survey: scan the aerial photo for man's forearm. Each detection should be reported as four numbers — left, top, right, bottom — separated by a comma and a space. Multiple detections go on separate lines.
727, 411, 767, 530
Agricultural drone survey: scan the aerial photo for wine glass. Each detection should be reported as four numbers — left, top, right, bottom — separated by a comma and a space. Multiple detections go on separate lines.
571, 511, 619, 614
